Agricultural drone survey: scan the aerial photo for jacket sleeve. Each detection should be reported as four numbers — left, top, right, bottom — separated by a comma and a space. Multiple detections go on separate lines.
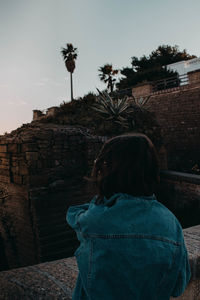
66, 203, 90, 230
171, 244, 191, 297
66, 196, 97, 230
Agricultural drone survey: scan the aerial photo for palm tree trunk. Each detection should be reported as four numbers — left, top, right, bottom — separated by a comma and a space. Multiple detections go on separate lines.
109, 76, 113, 93
70, 72, 73, 101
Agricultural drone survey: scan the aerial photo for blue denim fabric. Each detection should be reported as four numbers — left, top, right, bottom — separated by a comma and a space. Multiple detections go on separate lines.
67, 193, 191, 300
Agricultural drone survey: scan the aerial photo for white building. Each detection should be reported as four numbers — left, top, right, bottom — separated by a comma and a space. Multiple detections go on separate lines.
166, 57, 200, 75
166, 57, 200, 85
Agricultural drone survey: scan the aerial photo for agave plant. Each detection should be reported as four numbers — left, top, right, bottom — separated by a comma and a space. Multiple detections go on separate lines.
92, 89, 132, 128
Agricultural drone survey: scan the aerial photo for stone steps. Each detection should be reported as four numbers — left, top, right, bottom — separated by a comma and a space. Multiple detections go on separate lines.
39, 228, 78, 262
38, 221, 69, 236
40, 245, 77, 262
40, 235, 78, 254
36, 206, 68, 219
37, 210, 67, 222
37, 208, 78, 262
39, 228, 76, 245
35, 198, 89, 263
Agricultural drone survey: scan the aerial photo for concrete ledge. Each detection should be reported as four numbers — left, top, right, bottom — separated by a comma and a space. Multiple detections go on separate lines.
0, 225, 199, 300
160, 170, 200, 185
0, 257, 77, 300
158, 171, 200, 229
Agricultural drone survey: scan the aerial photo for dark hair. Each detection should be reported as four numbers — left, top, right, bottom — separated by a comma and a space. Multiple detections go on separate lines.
91, 133, 160, 203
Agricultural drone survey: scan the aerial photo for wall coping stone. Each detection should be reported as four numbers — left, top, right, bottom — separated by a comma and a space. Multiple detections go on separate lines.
0, 225, 199, 299
131, 80, 200, 99
160, 170, 200, 185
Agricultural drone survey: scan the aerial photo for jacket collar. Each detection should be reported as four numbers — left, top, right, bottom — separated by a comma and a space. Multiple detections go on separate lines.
102, 193, 157, 206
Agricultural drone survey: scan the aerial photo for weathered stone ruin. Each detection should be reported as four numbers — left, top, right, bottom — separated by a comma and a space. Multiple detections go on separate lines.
0, 123, 105, 270
0, 120, 170, 272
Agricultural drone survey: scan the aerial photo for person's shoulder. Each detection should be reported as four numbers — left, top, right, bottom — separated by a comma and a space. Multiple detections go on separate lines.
153, 199, 179, 222
77, 194, 130, 233
151, 199, 184, 242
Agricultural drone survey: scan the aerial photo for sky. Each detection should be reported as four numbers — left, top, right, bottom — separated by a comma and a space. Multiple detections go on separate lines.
1, 0, 200, 134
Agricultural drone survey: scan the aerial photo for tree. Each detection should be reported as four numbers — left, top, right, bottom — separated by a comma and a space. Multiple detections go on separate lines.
98, 64, 118, 93
117, 45, 196, 90
61, 43, 78, 101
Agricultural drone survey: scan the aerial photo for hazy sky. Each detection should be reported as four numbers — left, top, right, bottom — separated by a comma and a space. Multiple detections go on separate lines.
1, 0, 200, 134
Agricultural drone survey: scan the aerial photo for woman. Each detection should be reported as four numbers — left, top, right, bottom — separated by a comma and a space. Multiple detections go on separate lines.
67, 134, 191, 300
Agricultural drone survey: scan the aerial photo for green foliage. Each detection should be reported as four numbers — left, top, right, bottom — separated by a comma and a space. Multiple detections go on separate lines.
43, 45, 189, 147
98, 64, 118, 92
61, 43, 78, 101
191, 164, 200, 174
92, 90, 131, 128
117, 45, 196, 90
76, 92, 97, 102
40, 93, 162, 148
61, 43, 78, 73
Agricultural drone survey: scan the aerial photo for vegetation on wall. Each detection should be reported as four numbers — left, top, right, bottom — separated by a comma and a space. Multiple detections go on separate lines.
98, 64, 118, 93
40, 92, 162, 148
39, 44, 197, 154
116, 45, 196, 90
92, 90, 131, 129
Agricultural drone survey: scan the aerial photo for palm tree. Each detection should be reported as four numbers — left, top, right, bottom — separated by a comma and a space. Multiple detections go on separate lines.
61, 43, 78, 101
98, 64, 118, 93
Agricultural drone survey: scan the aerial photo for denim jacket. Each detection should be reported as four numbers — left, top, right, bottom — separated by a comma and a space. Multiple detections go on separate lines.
67, 193, 191, 300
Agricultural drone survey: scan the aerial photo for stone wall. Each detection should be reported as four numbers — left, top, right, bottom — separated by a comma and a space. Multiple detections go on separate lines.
132, 70, 200, 171
131, 82, 153, 98
188, 69, 200, 85
0, 123, 105, 270
157, 171, 200, 229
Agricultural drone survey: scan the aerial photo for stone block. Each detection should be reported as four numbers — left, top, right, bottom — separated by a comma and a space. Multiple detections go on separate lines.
38, 141, 51, 148
0, 145, 7, 153
11, 161, 18, 167
13, 174, 23, 185
21, 143, 38, 152
11, 166, 19, 174
0, 169, 10, 176
188, 69, 200, 85
25, 152, 39, 161
37, 131, 53, 140
0, 153, 10, 159
0, 157, 10, 166
29, 175, 49, 186
19, 165, 28, 175
0, 164, 9, 170
0, 175, 10, 183
7, 144, 20, 153
22, 176, 28, 185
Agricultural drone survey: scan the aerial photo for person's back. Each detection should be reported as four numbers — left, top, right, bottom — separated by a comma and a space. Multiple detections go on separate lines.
67, 134, 191, 300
